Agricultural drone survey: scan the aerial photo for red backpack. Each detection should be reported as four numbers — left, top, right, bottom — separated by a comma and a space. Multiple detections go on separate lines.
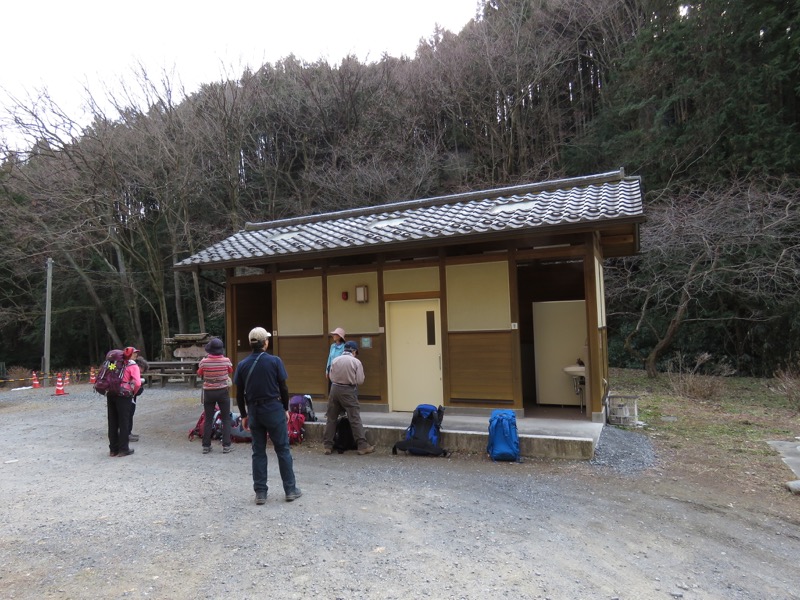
287, 412, 306, 445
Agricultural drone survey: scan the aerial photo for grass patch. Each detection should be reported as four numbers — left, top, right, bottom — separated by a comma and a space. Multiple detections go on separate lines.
609, 367, 800, 477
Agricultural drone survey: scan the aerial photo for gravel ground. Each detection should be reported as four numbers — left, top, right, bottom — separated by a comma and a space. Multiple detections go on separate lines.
1, 384, 798, 600
589, 426, 657, 476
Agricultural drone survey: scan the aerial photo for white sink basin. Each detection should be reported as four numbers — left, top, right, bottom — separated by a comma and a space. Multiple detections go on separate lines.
563, 365, 586, 377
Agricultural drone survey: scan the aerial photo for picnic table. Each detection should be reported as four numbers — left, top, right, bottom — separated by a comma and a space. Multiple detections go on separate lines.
145, 361, 200, 388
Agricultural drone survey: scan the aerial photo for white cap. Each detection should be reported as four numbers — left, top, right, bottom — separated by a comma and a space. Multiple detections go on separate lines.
248, 327, 271, 343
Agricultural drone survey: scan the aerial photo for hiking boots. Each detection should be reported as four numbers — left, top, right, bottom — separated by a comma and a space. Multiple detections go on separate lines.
357, 445, 375, 455
285, 489, 303, 502
202, 446, 211, 454
118, 449, 135, 457
255, 491, 267, 505
128, 434, 139, 442
222, 446, 232, 454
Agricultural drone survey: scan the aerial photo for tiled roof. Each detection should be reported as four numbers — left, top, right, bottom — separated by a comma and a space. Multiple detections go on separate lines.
175, 170, 643, 270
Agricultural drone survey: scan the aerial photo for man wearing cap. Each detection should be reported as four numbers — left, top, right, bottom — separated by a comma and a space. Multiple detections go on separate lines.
234, 327, 302, 505
323, 340, 375, 455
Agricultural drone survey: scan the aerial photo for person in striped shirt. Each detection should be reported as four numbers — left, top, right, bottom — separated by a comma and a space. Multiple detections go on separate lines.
197, 338, 234, 454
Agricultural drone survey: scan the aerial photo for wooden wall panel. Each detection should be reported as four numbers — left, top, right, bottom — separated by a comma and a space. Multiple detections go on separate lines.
276, 335, 386, 403
276, 337, 330, 398
354, 336, 385, 402
448, 331, 515, 405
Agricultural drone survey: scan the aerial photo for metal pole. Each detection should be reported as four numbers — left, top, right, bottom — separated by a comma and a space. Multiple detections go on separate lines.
43, 258, 52, 386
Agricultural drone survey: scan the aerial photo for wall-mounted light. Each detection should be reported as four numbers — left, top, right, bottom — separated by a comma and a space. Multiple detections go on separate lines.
355, 285, 368, 303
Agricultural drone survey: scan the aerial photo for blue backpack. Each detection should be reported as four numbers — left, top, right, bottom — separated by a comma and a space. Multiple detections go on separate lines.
487, 409, 521, 462
392, 404, 449, 457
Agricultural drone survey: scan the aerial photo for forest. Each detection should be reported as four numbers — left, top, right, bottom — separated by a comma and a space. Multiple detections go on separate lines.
1, 0, 798, 378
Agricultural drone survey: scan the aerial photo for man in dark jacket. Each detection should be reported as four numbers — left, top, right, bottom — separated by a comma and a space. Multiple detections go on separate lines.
234, 327, 302, 505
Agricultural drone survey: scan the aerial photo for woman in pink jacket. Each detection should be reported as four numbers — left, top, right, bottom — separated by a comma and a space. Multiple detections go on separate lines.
107, 347, 141, 457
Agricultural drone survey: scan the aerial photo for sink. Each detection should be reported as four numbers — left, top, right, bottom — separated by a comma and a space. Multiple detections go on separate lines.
563, 365, 586, 377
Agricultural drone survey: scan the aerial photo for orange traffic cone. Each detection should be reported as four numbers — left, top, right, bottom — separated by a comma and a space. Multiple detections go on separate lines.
54, 373, 67, 396
32, 371, 41, 389
65, 371, 71, 386
89, 367, 96, 384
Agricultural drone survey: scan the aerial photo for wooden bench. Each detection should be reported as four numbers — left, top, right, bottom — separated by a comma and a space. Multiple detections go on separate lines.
145, 361, 199, 388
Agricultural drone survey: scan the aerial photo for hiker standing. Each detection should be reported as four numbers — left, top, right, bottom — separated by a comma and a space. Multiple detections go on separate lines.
197, 337, 234, 454
325, 327, 346, 392
107, 349, 141, 458
323, 340, 374, 456
128, 348, 148, 443
234, 327, 302, 505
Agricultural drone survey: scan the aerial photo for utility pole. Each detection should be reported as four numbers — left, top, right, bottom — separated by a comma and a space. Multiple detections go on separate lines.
43, 257, 52, 385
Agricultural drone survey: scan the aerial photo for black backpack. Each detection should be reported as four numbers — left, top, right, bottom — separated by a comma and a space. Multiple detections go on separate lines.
392, 404, 449, 457
332, 414, 358, 453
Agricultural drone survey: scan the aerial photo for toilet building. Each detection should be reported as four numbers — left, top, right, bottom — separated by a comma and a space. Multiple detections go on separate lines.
175, 169, 644, 421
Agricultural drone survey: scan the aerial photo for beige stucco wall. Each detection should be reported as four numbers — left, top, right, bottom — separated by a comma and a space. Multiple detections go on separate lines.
383, 266, 440, 294
446, 261, 511, 331
327, 272, 380, 333
276, 277, 323, 335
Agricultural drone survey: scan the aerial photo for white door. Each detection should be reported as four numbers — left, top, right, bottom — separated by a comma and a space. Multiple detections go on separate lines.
386, 299, 443, 412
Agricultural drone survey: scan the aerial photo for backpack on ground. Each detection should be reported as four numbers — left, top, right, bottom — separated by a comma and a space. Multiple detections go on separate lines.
188, 405, 220, 441
190, 409, 253, 443
94, 349, 134, 397
288, 412, 306, 445
230, 413, 252, 443
487, 409, 521, 462
188, 411, 206, 441
392, 404, 449, 457
289, 394, 317, 422
332, 414, 358, 453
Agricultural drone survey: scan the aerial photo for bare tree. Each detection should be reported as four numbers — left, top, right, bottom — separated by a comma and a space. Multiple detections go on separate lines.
606, 179, 800, 377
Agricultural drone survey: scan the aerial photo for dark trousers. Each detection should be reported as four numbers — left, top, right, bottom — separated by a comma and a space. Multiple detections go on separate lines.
323, 383, 369, 450
248, 404, 297, 496
107, 395, 131, 454
202, 388, 232, 447
128, 398, 136, 437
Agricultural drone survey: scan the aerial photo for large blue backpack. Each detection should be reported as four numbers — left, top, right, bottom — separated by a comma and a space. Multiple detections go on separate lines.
487, 409, 521, 462
392, 404, 449, 457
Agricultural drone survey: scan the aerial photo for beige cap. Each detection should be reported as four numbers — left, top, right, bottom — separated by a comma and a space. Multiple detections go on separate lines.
330, 327, 346, 339
248, 327, 271, 343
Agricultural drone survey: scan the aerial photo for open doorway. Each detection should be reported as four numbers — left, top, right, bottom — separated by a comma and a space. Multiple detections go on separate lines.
233, 281, 272, 364
517, 259, 585, 417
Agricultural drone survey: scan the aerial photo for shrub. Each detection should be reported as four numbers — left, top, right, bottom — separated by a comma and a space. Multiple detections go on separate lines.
666, 352, 735, 400
773, 355, 800, 412
2, 366, 32, 389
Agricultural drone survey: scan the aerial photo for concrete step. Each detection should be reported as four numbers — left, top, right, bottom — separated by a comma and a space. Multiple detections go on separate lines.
303, 419, 598, 460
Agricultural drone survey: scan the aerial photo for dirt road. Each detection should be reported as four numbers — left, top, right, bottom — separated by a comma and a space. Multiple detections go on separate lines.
1, 385, 798, 599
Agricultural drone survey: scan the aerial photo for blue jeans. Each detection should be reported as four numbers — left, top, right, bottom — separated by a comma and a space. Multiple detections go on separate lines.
248, 404, 297, 495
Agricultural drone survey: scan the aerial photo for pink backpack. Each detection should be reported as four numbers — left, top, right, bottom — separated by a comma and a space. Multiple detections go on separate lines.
287, 412, 306, 445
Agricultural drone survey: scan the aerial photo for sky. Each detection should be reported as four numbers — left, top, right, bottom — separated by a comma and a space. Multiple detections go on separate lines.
2, 0, 479, 149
